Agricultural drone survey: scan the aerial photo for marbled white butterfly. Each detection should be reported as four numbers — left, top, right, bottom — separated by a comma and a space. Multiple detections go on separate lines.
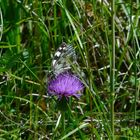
52, 42, 77, 76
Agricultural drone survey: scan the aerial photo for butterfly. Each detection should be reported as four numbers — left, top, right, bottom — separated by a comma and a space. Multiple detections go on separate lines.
52, 42, 77, 76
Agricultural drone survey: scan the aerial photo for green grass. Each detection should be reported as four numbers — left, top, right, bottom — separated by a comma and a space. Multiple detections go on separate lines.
0, 0, 140, 139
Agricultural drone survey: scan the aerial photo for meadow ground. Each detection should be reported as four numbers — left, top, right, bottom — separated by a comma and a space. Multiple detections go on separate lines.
0, 0, 140, 139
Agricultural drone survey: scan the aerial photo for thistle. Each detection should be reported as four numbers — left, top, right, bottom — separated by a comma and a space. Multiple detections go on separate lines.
48, 72, 84, 99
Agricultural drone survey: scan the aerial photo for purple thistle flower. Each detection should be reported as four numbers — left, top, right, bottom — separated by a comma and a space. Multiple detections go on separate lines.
48, 72, 84, 99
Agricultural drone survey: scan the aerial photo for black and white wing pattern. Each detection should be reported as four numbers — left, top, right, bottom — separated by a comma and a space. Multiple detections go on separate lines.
52, 42, 77, 76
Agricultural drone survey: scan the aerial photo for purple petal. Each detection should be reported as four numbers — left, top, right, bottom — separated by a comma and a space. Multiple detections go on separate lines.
48, 72, 84, 98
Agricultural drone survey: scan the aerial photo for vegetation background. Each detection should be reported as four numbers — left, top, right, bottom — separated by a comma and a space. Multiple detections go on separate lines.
0, 0, 140, 139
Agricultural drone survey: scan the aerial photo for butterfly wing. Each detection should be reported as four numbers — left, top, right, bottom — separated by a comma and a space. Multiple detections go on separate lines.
52, 42, 77, 75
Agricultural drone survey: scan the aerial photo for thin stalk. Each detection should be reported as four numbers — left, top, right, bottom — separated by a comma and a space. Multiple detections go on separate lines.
133, 0, 139, 137
110, 0, 115, 139
29, 90, 33, 129
133, 40, 137, 138
35, 99, 39, 140
61, 111, 66, 135
54, 3, 57, 42
0, 8, 3, 41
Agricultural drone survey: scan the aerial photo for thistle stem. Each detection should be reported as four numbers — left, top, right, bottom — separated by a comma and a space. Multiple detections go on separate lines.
61, 110, 65, 134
